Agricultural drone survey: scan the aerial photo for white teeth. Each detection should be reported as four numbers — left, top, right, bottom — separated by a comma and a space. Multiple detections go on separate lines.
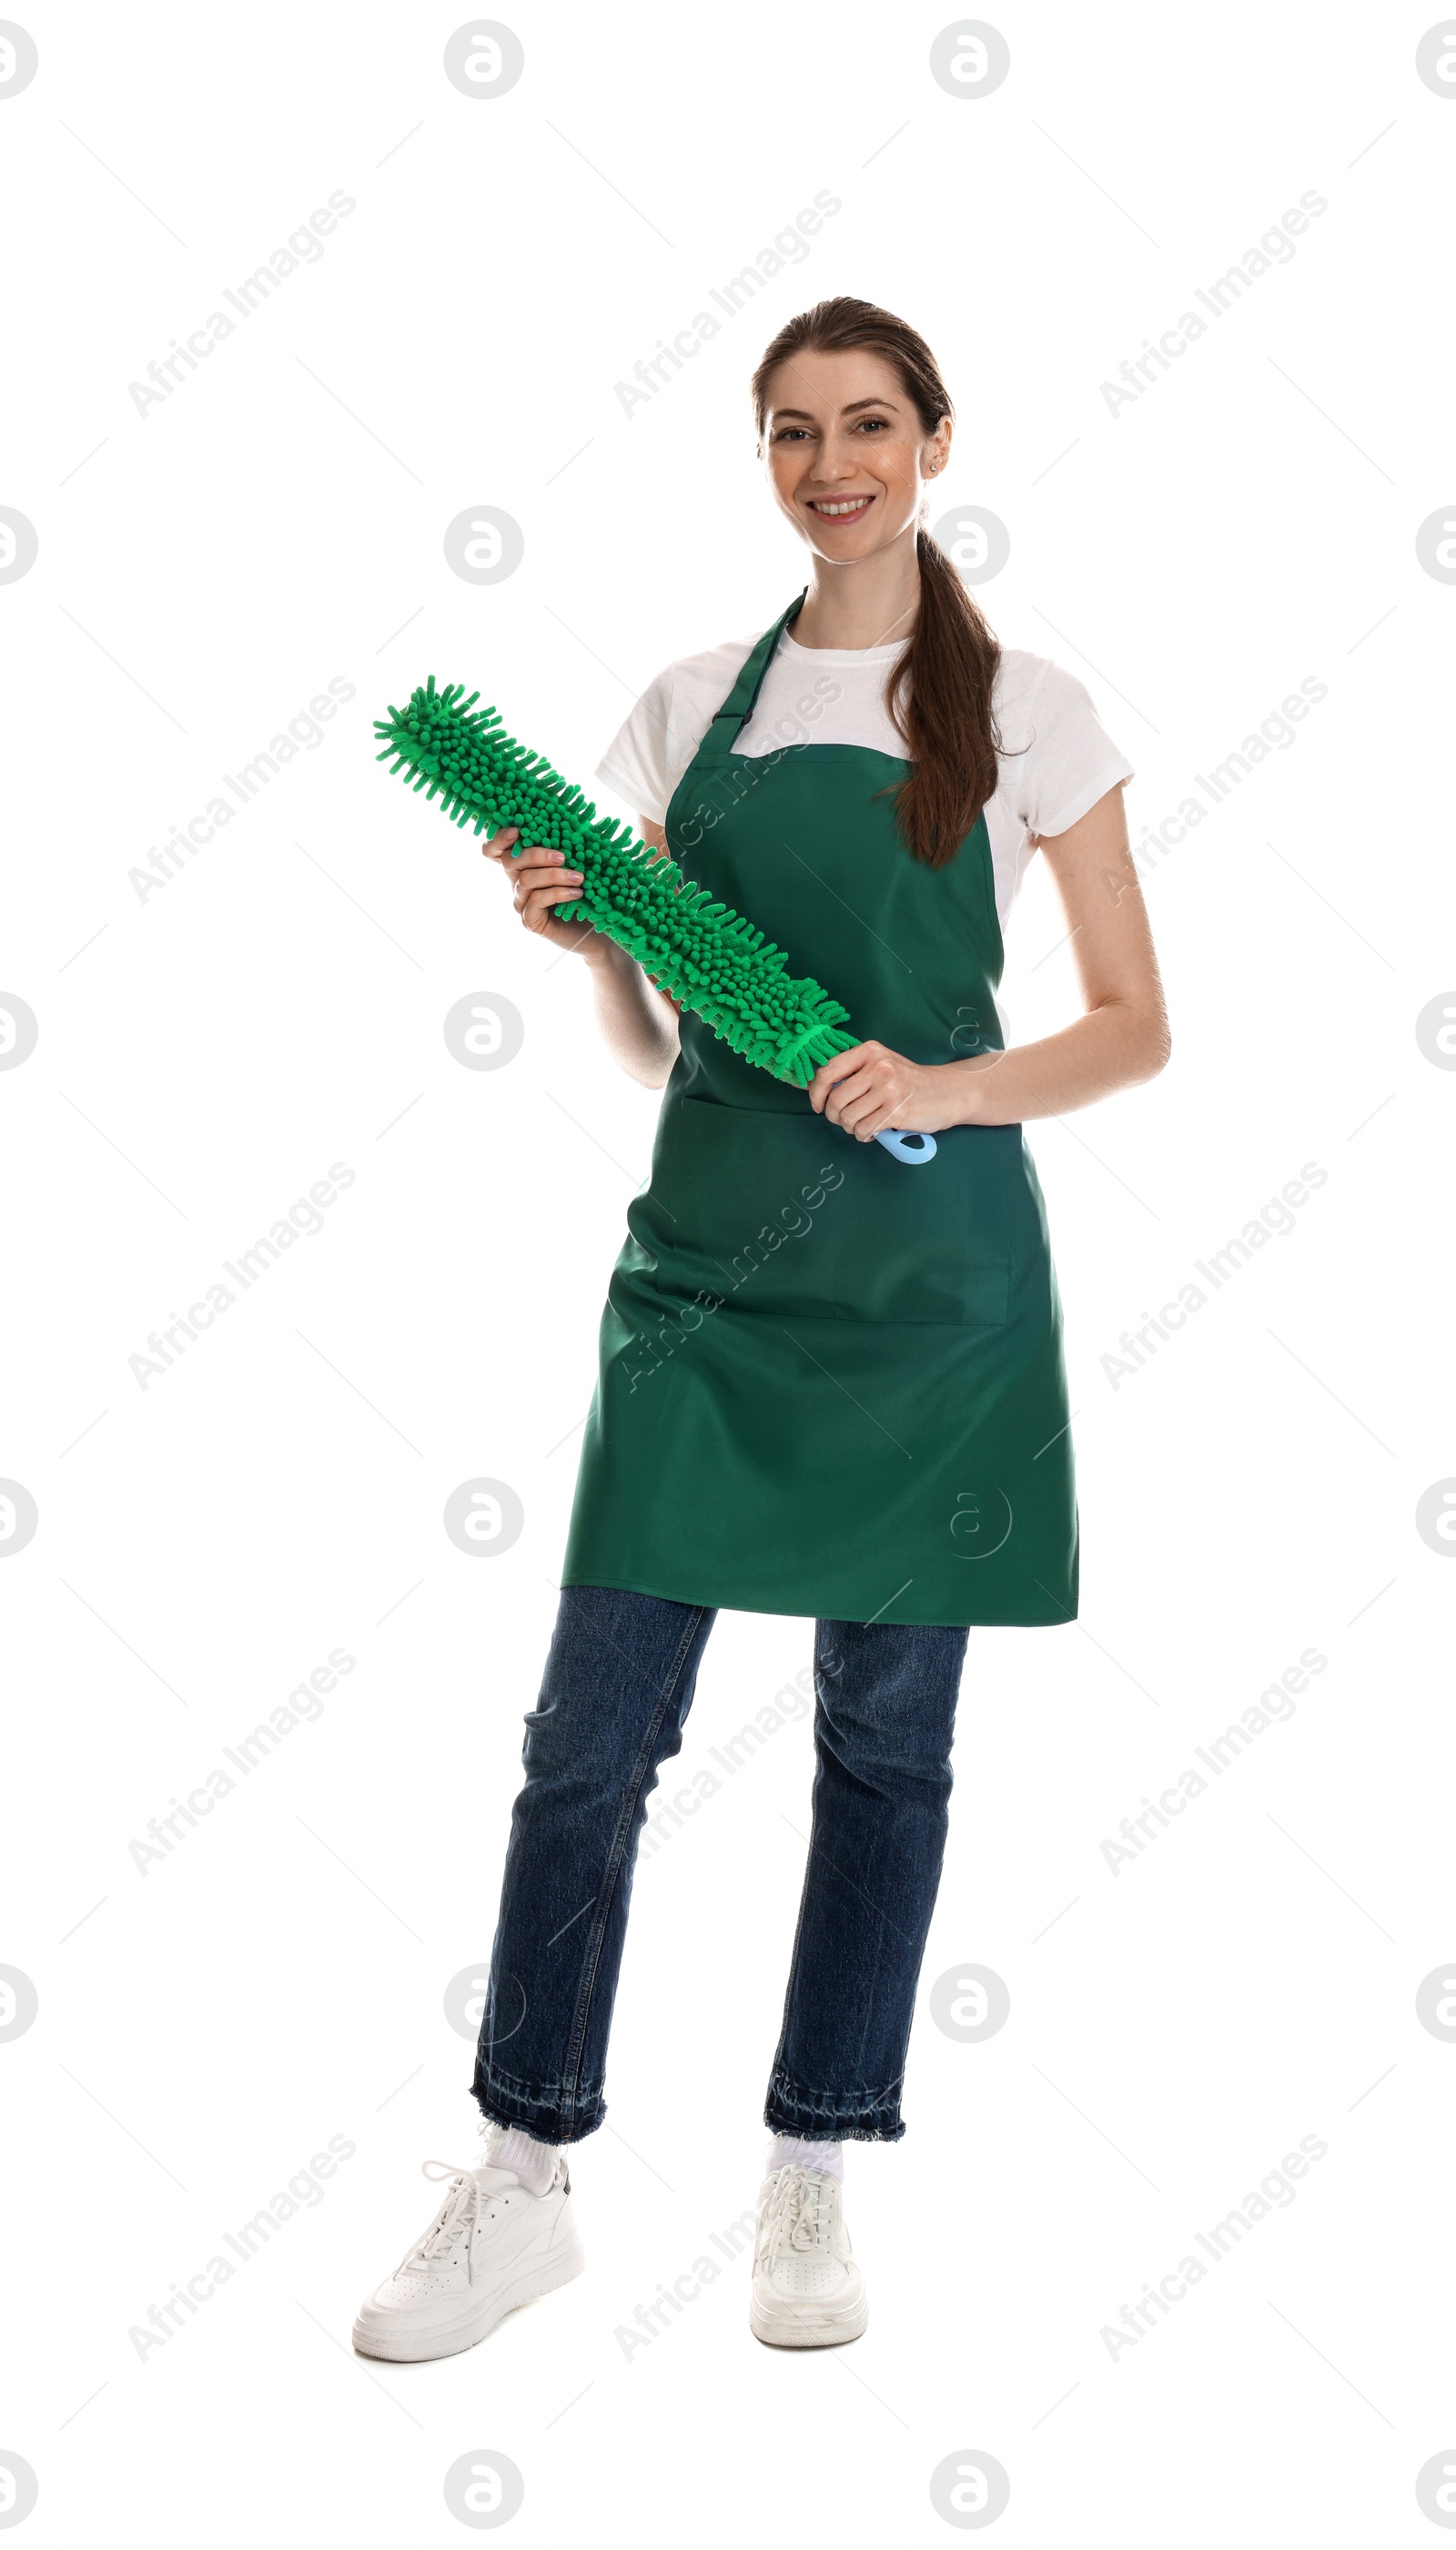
814, 499, 871, 516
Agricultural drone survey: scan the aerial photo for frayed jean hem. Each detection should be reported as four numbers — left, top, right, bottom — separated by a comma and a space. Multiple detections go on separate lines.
764, 2072, 906, 2142
470, 2067, 606, 2148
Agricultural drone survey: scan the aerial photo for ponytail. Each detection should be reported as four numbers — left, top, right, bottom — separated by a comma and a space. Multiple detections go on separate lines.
885, 529, 1003, 870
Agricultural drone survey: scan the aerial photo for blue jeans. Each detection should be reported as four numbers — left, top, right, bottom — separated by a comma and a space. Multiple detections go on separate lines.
472, 1587, 969, 2143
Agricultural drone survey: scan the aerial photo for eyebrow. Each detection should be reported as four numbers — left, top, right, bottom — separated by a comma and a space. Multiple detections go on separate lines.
769, 397, 901, 421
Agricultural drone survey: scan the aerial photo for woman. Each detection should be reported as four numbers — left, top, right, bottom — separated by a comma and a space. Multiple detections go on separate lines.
354, 297, 1168, 2363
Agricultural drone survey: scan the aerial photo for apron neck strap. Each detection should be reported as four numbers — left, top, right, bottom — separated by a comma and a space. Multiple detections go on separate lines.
709, 591, 808, 741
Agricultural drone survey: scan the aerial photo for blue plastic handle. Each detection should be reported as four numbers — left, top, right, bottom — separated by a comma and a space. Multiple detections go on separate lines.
875, 1128, 937, 1166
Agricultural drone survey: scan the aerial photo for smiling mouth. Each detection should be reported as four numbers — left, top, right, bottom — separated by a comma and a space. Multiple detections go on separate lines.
806, 494, 876, 521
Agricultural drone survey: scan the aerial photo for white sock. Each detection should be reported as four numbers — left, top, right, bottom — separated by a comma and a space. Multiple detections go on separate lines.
480, 2120, 559, 2195
766, 2132, 844, 2182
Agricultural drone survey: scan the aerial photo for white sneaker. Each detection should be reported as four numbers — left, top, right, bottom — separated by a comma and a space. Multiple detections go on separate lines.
749, 2163, 868, 2348
353, 2150, 584, 2363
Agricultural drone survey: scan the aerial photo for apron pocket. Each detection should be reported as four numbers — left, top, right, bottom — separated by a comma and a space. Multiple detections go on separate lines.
662, 1099, 1010, 1328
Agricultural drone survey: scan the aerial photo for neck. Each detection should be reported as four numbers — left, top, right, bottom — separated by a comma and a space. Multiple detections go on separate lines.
790, 521, 922, 651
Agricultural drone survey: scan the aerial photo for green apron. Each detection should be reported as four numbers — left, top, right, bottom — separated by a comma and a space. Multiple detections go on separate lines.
561, 594, 1077, 1627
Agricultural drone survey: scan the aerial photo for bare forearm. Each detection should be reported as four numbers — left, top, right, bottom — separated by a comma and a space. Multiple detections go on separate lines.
804, 788, 1170, 1145
582, 937, 681, 1088
950, 997, 1170, 1126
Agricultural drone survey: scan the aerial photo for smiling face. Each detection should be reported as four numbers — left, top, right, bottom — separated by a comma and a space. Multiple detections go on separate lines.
759, 346, 950, 566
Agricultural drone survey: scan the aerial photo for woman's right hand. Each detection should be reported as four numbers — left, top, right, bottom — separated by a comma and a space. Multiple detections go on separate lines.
480, 824, 603, 956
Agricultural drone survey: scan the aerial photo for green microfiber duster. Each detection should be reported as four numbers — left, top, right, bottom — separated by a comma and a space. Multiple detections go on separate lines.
373, 678, 937, 1159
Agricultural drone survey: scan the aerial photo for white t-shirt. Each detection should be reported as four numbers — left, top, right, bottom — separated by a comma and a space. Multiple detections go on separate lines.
594, 626, 1135, 935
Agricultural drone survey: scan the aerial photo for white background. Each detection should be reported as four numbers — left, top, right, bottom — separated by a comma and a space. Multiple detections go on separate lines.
3, 1, 1454, 2541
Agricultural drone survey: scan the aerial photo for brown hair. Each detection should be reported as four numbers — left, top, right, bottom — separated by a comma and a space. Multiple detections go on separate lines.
751, 296, 1006, 870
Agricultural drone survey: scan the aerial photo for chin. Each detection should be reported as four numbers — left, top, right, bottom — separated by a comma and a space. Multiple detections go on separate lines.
814, 539, 892, 570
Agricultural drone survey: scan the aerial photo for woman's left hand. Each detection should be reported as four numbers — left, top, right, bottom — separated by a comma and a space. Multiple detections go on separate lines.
805, 1042, 972, 1141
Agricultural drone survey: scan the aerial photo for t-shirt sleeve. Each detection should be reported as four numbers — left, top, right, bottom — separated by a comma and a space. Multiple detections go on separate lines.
593, 668, 677, 826
1015, 662, 1135, 839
